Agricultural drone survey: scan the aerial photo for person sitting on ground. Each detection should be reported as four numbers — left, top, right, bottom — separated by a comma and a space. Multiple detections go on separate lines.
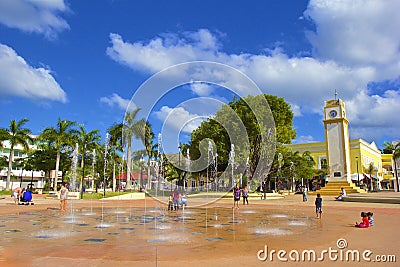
335, 187, 346, 200
355, 211, 370, 228
367, 212, 374, 227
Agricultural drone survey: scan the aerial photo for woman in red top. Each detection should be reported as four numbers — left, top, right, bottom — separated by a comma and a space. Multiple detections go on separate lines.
355, 212, 370, 228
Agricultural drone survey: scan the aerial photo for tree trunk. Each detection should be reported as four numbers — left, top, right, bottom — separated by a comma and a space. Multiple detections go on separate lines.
112, 161, 116, 192
80, 150, 86, 199
54, 150, 60, 190
6, 149, 13, 190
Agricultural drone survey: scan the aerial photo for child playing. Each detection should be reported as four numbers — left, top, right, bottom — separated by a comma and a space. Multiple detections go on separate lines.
168, 194, 173, 211
315, 193, 322, 218
367, 212, 374, 227
355, 212, 370, 228
233, 186, 241, 209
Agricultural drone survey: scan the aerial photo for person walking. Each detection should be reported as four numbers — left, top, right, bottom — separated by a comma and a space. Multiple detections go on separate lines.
315, 193, 322, 219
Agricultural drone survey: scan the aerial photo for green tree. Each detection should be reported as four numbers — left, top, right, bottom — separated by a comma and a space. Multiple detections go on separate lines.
188, 94, 296, 188
40, 118, 78, 190
364, 162, 378, 191
143, 122, 156, 189
108, 123, 123, 191
77, 125, 100, 197
1, 118, 33, 189
123, 108, 145, 190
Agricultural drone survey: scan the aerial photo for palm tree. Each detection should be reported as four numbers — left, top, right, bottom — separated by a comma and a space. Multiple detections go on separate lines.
1, 118, 33, 189
144, 122, 155, 189
77, 125, 100, 198
365, 162, 377, 191
107, 123, 124, 191
123, 108, 145, 190
40, 118, 78, 190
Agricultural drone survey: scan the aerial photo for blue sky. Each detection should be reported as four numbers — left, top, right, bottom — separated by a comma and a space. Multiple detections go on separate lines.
0, 0, 399, 153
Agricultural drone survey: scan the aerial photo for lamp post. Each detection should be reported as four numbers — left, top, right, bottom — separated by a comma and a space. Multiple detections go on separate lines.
393, 150, 399, 192
186, 148, 190, 192
229, 144, 235, 188
91, 149, 96, 190
140, 154, 144, 191
356, 156, 360, 187
178, 144, 181, 190
103, 132, 109, 197
214, 152, 218, 192
290, 161, 294, 192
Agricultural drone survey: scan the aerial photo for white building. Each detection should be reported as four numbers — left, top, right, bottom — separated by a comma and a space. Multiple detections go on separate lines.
0, 137, 47, 191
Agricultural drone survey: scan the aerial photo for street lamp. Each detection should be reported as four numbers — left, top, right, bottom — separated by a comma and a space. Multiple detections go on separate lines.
356, 156, 360, 187
393, 149, 399, 192
178, 144, 181, 190
140, 154, 144, 191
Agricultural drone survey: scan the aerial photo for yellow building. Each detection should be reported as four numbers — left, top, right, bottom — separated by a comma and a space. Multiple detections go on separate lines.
287, 98, 398, 192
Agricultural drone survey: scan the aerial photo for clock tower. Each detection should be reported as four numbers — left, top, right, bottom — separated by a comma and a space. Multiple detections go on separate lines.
323, 98, 351, 181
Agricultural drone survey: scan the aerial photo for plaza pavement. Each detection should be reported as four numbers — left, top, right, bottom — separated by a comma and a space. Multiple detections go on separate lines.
0, 191, 399, 266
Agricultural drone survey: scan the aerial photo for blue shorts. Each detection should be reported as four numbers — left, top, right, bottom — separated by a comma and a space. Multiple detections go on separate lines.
316, 206, 322, 213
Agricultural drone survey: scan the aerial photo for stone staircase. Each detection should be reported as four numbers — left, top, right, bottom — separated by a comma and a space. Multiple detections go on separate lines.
310, 181, 367, 196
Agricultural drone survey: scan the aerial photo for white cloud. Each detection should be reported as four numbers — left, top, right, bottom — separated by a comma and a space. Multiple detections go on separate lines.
106, 1, 400, 143
293, 135, 319, 144
100, 93, 136, 111
190, 82, 214, 96
155, 106, 205, 133
305, 0, 400, 79
0, 0, 70, 39
0, 43, 67, 102
106, 30, 221, 73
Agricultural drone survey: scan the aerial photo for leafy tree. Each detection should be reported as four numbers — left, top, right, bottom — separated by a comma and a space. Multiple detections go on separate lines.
108, 123, 124, 191
108, 123, 123, 151
143, 122, 155, 189
188, 94, 296, 189
123, 108, 145, 190
77, 125, 100, 197
40, 118, 78, 190
364, 162, 378, 191
1, 118, 33, 189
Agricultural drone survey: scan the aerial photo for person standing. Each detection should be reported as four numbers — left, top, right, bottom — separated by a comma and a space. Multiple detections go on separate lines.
59, 183, 68, 212
315, 193, 322, 219
173, 190, 180, 211
242, 186, 249, 205
233, 186, 241, 209
302, 185, 308, 202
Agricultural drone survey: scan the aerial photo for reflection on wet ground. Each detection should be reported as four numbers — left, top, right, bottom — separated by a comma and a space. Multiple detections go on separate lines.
1, 205, 315, 245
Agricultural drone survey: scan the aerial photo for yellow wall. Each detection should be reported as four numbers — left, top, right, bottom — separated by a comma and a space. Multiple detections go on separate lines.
287, 139, 384, 179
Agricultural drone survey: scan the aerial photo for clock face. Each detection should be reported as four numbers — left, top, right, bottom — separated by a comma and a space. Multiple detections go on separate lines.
329, 110, 337, 118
